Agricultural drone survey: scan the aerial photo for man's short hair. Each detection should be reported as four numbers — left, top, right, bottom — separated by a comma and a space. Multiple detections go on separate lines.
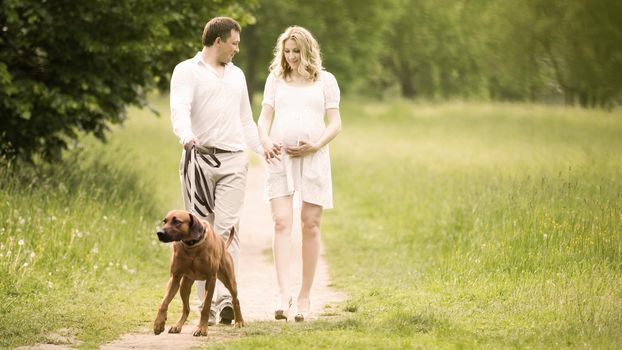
202, 17, 241, 46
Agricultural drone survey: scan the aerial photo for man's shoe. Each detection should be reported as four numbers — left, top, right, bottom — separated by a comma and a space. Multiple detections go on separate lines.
218, 299, 234, 325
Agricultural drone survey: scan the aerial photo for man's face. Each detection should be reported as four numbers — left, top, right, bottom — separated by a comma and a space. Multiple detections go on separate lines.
217, 29, 240, 65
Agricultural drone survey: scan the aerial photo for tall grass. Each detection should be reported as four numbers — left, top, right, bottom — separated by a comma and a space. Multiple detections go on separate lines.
0, 95, 181, 348
325, 100, 622, 348
2, 95, 620, 349
216, 100, 622, 349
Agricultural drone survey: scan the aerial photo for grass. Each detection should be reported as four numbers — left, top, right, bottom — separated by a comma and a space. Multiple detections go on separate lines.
0, 95, 181, 349
1, 96, 621, 348
209, 99, 622, 349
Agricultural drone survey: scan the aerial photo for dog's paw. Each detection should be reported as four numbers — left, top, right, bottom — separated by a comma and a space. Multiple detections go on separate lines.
234, 321, 245, 328
154, 321, 165, 335
168, 325, 182, 334
192, 325, 209, 336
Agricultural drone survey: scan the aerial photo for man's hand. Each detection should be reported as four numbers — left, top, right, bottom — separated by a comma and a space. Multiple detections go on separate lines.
184, 137, 199, 151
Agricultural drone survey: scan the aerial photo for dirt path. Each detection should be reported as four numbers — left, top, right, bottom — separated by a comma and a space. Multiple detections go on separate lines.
20, 160, 345, 349
88, 160, 343, 349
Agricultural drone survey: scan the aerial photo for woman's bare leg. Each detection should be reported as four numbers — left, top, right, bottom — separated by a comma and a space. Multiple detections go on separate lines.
297, 201, 323, 314
271, 195, 294, 309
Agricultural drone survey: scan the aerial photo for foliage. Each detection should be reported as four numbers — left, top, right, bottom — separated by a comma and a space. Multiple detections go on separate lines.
236, 0, 622, 107
235, 0, 396, 97
0, 0, 256, 162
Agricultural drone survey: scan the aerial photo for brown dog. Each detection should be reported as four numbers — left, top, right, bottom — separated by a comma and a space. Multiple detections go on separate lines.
153, 209, 244, 336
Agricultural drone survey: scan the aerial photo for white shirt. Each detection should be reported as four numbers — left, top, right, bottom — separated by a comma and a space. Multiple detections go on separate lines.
170, 52, 262, 154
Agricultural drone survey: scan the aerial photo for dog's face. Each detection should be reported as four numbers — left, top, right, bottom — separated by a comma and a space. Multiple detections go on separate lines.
156, 210, 204, 243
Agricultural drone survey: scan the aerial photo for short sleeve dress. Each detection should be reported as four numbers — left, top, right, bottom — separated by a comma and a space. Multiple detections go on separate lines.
261, 70, 340, 209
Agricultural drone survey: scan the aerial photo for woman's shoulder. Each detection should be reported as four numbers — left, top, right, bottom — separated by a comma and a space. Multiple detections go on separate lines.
319, 70, 337, 83
268, 69, 282, 80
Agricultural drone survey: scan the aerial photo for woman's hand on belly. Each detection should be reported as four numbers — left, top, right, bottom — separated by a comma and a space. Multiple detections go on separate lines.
283, 139, 319, 158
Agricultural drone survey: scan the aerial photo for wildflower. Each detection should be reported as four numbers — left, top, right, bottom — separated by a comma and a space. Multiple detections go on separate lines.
18, 239, 25, 246
91, 245, 99, 254
543, 234, 548, 240
29, 252, 35, 259
47, 281, 53, 289
23, 262, 29, 267
18, 217, 25, 225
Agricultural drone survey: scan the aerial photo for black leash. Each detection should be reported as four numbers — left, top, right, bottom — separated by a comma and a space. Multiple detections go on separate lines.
183, 145, 221, 218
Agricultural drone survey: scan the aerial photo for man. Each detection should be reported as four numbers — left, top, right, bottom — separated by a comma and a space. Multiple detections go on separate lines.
169, 16, 263, 325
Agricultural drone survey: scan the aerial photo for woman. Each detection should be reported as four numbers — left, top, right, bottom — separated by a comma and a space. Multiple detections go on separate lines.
257, 26, 342, 322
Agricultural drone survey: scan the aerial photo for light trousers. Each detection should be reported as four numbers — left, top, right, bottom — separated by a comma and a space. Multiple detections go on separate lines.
179, 149, 248, 306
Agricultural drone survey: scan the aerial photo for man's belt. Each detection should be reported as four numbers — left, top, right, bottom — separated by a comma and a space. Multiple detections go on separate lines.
195, 145, 240, 155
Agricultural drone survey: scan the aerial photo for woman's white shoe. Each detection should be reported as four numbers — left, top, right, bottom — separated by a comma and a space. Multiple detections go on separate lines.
274, 296, 292, 321
294, 298, 310, 322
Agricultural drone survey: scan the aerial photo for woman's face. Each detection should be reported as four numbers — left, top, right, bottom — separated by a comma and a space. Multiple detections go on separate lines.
283, 39, 301, 71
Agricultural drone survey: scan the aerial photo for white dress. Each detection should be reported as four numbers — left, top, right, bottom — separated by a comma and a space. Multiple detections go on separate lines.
261, 70, 340, 209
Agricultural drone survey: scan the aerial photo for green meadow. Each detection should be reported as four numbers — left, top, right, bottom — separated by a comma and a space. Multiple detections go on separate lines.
1, 96, 621, 349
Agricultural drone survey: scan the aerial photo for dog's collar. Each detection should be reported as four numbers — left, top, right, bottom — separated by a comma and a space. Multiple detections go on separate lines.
182, 226, 206, 246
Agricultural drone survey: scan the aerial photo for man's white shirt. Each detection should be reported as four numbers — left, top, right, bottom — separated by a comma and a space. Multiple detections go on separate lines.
170, 52, 262, 154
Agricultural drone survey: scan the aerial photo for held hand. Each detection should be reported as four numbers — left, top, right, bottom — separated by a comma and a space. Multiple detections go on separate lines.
262, 139, 282, 164
284, 140, 319, 158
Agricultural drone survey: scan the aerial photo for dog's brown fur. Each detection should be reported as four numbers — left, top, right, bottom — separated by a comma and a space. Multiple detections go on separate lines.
153, 209, 244, 336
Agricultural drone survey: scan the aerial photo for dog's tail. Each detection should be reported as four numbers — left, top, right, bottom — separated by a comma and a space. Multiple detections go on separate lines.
225, 227, 235, 249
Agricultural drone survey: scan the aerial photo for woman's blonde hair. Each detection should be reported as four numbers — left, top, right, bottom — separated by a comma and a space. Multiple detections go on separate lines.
269, 26, 323, 81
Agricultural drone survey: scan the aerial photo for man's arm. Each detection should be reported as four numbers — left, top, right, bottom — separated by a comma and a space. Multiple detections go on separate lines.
239, 74, 263, 155
170, 63, 195, 146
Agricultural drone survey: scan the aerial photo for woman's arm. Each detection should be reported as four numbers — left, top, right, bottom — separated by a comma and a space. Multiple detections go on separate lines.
257, 104, 281, 162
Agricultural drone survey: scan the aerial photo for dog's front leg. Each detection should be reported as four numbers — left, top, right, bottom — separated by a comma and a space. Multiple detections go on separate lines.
194, 275, 217, 336
154, 274, 182, 335
169, 276, 193, 333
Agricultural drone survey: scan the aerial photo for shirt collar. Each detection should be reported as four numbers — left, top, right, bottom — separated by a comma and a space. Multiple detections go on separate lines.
193, 51, 233, 69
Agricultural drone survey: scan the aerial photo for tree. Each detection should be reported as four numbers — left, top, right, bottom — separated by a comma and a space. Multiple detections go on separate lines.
0, 0, 256, 162
533, 0, 622, 107
235, 0, 396, 98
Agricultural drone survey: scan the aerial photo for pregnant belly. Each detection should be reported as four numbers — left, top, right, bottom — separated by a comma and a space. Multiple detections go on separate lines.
276, 114, 324, 146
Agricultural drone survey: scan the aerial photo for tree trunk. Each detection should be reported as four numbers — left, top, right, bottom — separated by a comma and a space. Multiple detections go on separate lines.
400, 65, 417, 98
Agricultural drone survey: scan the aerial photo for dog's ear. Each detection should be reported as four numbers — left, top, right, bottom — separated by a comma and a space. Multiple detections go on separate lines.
188, 213, 204, 240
